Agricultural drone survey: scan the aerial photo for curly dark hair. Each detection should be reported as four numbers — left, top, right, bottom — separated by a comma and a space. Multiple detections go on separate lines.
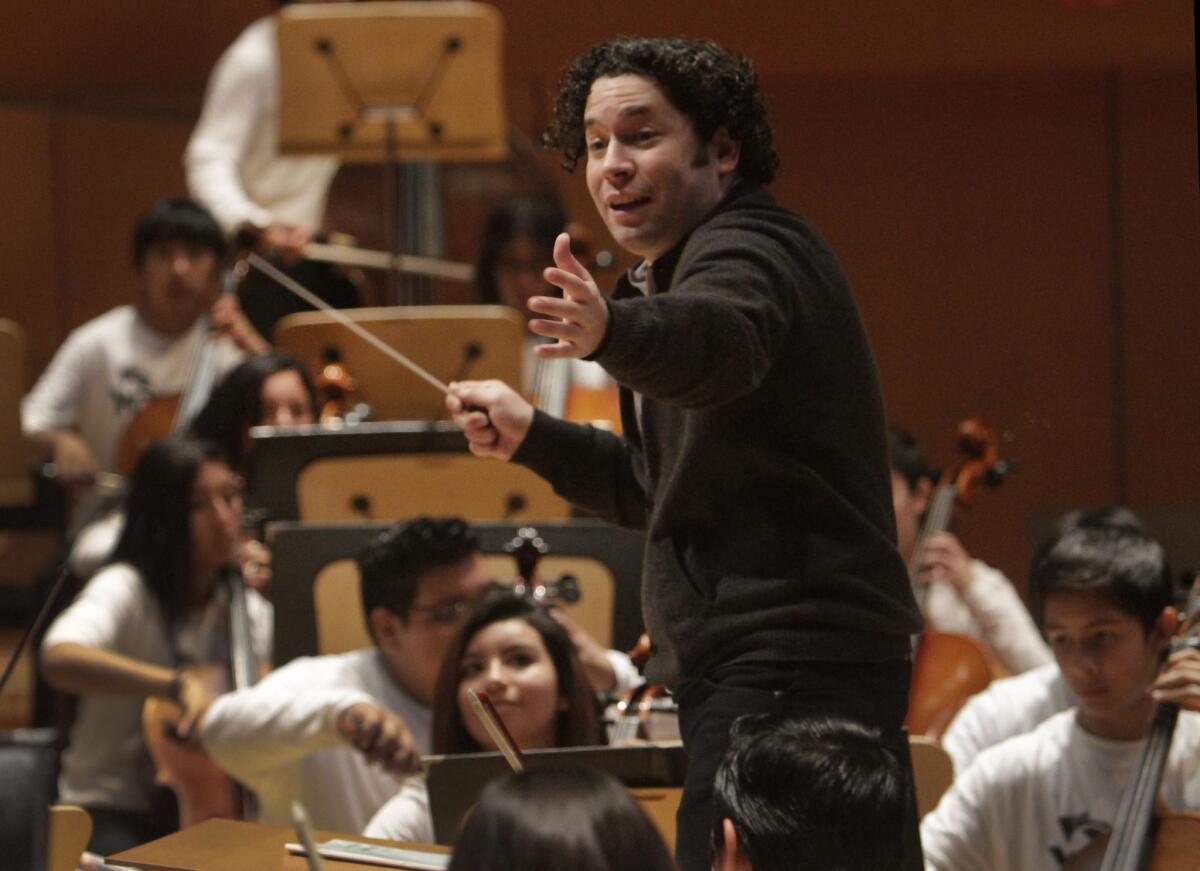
543, 36, 779, 186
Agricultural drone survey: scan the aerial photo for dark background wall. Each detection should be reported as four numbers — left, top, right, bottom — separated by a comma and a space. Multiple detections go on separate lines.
0, 0, 1195, 591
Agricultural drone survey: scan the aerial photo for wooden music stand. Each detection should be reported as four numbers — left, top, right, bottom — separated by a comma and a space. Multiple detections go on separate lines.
277, 2, 506, 163
273, 305, 524, 421
276, 2, 508, 302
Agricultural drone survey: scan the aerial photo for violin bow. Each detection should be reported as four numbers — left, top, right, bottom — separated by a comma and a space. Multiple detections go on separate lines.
246, 253, 450, 396
466, 688, 526, 773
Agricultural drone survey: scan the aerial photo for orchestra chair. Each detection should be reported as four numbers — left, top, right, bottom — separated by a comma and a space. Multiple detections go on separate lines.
629, 787, 682, 855
0, 728, 57, 871
0, 320, 32, 510
46, 806, 91, 871
908, 735, 955, 817
268, 521, 646, 669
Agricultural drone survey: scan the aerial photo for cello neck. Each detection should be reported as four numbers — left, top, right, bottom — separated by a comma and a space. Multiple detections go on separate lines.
909, 484, 957, 609
225, 568, 258, 692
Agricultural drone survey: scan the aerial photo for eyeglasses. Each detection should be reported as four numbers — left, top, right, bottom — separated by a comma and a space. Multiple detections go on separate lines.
408, 599, 471, 625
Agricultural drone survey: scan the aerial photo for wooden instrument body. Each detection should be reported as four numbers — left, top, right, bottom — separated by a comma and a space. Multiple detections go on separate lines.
141, 573, 262, 828
904, 418, 1013, 738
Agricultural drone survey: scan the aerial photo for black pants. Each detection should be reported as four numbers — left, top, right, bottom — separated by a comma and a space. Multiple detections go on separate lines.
672, 659, 923, 871
84, 797, 177, 858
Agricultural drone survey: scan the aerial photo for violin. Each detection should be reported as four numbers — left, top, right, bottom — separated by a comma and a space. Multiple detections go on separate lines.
905, 418, 1015, 738
141, 566, 263, 827
1063, 597, 1200, 871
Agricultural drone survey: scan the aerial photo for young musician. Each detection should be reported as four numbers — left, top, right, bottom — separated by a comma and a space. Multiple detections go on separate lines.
889, 425, 1051, 675
447, 767, 675, 871
711, 713, 907, 871
200, 517, 634, 833
21, 198, 266, 488
446, 36, 921, 870
363, 590, 602, 842
190, 350, 317, 474
184, 1, 362, 338
938, 507, 1146, 772
920, 524, 1200, 869
39, 435, 272, 856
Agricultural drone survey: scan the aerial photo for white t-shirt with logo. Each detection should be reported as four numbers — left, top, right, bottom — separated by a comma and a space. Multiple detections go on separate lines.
22, 305, 243, 473
922, 707, 1200, 870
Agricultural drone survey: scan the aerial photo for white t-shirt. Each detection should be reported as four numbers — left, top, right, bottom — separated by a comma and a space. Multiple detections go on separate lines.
941, 663, 1076, 775
41, 562, 273, 812
21, 305, 243, 473
924, 559, 1052, 676
184, 15, 339, 235
921, 708, 1200, 871
202, 647, 430, 834
363, 777, 433, 843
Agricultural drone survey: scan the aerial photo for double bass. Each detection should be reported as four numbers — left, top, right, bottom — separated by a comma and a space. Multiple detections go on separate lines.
905, 418, 1015, 738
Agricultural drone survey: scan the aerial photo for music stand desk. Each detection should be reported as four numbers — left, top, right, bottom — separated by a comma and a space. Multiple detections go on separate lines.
109, 818, 448, 871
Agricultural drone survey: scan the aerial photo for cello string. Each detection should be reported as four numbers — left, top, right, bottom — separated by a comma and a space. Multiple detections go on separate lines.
246, 253, 450, 396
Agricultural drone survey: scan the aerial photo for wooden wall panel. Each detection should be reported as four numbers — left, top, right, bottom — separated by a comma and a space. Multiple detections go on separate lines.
0, 107, 57, 384
757, 72, 1118, 586
53, 112, 194, 334
1117, 70, 1200, 507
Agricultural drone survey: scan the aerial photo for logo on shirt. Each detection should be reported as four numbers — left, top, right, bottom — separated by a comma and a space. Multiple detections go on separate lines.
1049, 811, 1110, 866
111, 366, 155, 415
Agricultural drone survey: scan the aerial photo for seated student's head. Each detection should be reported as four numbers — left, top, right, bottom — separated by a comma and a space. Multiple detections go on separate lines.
887, 425, 934, 562
431, 588, 600, 754
190, 352, 317, 472
448, 767, 674, 871
1030, 521, 1176, 738
114, 434, 243, 627
476, 194, 568, 318
131, 198, 226, 336
711, 713, 905, 871
356, 517, 493, 704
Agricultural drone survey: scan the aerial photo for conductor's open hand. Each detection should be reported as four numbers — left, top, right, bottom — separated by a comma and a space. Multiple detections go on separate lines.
528, 232, 609, 359
337, 702, 422, 775
446, 380, 533, 461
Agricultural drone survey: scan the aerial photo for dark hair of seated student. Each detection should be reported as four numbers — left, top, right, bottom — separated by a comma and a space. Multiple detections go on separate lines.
190, 351, 317, 473
355, 516, 481, 631
448, 767, 675, 871
131, 197, 226, 269
1027, 505, 1147, 579
112, 434, 238, 628
1029, 522, 1171, 634
429, 588, 600, 754
475, 194, 568, 307
711, 713, 905, 871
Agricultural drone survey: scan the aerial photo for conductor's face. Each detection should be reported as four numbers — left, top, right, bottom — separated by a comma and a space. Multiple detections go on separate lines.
584, 75, 739, 264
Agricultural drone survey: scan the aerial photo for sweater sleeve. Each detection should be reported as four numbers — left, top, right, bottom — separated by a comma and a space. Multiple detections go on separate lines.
920, 752, 1009, 871
596, 211, 809, 409
961, 560, 1052, 675
201, 658, 374, 783
513, 410, 647, 530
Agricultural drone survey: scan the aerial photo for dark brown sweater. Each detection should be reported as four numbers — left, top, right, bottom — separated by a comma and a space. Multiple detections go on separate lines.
514, 183, 921, 687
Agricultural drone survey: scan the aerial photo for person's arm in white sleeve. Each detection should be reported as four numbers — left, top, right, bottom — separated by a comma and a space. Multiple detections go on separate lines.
920, 756, 1006, 871
22, 330, 98, 484
362, 778, 433, 843
184, 26, 276, 235
959, 560, 1052, 675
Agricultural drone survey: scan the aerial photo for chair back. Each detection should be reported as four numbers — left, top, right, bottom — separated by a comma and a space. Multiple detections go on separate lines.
0, 728, 58, 871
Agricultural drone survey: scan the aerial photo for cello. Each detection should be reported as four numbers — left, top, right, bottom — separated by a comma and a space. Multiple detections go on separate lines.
141, 565, 262, 827
905, 418, 1015, 738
